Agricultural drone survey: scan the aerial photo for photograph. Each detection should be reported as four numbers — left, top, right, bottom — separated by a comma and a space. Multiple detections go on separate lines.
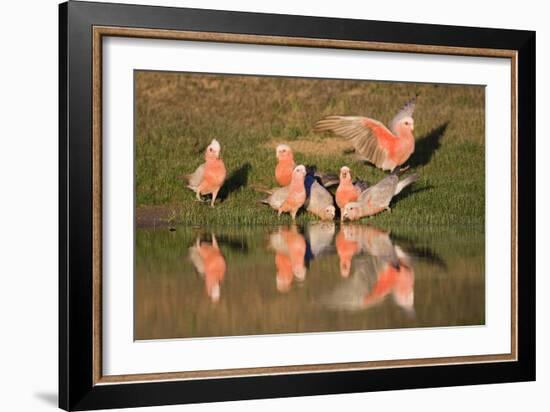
134, 71, 485, 340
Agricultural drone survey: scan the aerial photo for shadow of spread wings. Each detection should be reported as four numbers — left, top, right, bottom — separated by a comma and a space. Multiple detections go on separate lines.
314, 116, 393, 168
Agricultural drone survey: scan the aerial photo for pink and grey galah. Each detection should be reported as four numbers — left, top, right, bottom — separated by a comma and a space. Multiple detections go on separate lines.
335, 166, 368, 218
188, 234, 227, 303
185, 139, 227, 207
275, 144, 295, 186
258, 164, 308, 220
274, 144, 339, 188
277, 165, 307, 220
342, 170, 419, 221
314, 96, 417, 171
260, 169, 335, 221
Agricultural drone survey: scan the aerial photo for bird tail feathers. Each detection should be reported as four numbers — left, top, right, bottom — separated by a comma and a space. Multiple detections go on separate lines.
395, 173, 419, 196
251, 185, 275, 195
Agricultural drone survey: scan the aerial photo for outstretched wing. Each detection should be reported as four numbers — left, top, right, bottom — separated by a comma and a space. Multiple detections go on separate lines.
314, 116, 394, 168
389, 96, 417, 135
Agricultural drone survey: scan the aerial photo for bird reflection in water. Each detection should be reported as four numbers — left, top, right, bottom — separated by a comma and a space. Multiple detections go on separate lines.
268, 225, 307, 292
188, 234, 227, 302
304, 222, 336, 265
186, 224, 442, 318
324, 225, 416, 316
335, 226, 360, 278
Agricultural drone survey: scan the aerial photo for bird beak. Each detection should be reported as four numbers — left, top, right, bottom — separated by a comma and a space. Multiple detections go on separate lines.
411, 124, 414, 131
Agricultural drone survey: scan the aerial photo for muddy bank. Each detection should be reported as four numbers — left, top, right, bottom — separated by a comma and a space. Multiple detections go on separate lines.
136, 205, 178, 229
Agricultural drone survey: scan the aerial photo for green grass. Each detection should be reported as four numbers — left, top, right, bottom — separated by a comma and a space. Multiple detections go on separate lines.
135, 71, 485, 229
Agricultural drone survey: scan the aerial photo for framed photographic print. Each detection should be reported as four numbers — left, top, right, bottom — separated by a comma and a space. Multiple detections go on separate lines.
59, 1, 535, 410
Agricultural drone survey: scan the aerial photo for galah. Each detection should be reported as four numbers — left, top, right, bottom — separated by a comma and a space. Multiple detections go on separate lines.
342, 170, 419, 221
335, 225, 360, 278
275, 144, 295, 186
352, 227, 415, 314
341, 225, 399, 268
335, 166, 368, 217
314, 96, 417, 171
274, 253, 294, 292
188, 234, 226, 303
269, 226, 307, 290
361, 246, 415, 316
320, 228, 414, 314
304, 221, 336, 264
304, 172, 336, 221
274, 144, 339, 187
185, 139, 227, 207
277, 165, 307, 220
260, 175, 335, 221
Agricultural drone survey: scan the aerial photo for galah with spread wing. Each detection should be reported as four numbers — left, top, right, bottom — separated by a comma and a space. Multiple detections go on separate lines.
342, 170, 419, 221
185, 139, 227, 207
188, 234, 227, 303
314, 96, 417, 171
335, 166, 368, 217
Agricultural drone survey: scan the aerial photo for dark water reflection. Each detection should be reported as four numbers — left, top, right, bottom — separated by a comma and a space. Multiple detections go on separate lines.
135, 223, 484, 340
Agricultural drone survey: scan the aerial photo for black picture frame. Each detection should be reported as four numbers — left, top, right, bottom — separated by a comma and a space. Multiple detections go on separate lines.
59, 1, 536, 410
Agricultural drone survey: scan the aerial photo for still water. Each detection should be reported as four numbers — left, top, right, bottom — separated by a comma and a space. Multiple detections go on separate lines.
135, 223, 484, 340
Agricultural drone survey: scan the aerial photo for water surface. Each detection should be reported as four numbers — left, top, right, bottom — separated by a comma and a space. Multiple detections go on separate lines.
135, 223, 484, 340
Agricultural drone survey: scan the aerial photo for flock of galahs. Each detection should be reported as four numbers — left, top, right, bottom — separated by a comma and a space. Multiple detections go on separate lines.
185, 96, 420, 221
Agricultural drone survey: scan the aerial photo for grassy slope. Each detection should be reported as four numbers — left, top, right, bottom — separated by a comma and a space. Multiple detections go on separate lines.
135, 71, 485, 229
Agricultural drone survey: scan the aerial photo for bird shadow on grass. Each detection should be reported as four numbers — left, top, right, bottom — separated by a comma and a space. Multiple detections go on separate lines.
408, 121, 449, 168
219, 162, 252, 201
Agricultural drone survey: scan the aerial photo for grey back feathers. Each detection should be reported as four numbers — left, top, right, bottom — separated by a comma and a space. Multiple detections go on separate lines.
354, 180, 369, 192
186, 164, 205, 190
358, 172, 418, 208
358, 174, 398, 206
306, 181, 334, 212
261, 186, 290, 209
